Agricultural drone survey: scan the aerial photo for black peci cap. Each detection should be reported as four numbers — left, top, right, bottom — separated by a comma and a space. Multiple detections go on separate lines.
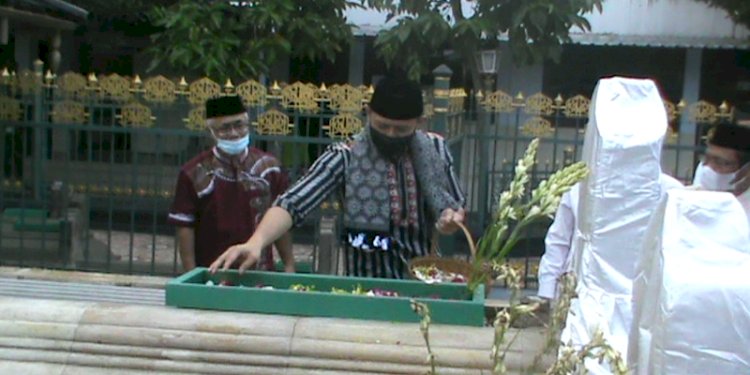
369, 75, 423, 120
205, 95, 245, 118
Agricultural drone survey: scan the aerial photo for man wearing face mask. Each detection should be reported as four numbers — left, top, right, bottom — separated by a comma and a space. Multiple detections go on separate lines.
692, 119, 750, 221
209, 75, 466, 278
168, 95, 294, 273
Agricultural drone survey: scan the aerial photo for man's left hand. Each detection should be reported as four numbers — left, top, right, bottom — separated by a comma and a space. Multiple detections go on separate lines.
436, 207, 466, 235
732, 162, 750, 196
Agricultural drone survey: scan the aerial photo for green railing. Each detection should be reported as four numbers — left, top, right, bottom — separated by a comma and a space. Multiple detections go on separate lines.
0, 61, 731, 285
0, 62, 464, 276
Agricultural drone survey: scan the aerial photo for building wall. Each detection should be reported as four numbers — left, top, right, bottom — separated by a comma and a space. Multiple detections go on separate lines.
585, 0, 749, 38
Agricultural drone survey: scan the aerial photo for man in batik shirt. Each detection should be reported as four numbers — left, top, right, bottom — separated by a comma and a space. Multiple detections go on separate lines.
168, 95, 294, 272
210, 75, 466, 278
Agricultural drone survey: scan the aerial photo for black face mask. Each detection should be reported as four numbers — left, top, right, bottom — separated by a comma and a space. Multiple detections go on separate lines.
370, 126, 415, 161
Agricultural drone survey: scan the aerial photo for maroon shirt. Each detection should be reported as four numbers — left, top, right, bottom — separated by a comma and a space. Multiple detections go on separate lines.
168, 147, 289, 269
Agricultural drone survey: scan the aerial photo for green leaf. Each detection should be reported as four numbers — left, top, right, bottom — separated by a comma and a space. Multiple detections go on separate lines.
529, 9, 548, 32
396, 25, 411, 43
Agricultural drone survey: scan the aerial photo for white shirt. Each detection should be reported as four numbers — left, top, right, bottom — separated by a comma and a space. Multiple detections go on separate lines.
537, 173, 684, 299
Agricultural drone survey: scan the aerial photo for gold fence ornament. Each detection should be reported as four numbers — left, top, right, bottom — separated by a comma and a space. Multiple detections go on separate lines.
717, 101, 733, 121
17, 69, 41, 95
360, 84, 374, 102
449, 89, 466, 113
520, 116, 553, 138
188, 77, 221, 106
663, 99, 678, 123
563, 95, 590, 118
328, 84, 364, 112
255, 109, 292, 135
57, 72, 88, 99
235, 79, 266, 106
666, 126, 678, 144
185, 106, 206, 131
281, 81, 317, 112
144, 75, 177, 104
315, 82, 330, 102
524, 93, 555, 116
483, 90, 513, 113
99, 73, 132, 102
688, 100, 718, 123
224, 78, 234, 93
120, 102, 155, 128
326, 113, 362, 140
0, 97, 22, 121
52, 100, 86, 124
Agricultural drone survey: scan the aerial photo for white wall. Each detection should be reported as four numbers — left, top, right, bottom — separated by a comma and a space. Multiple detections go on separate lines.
347, 0, 749, 39
585, 0, 749, 38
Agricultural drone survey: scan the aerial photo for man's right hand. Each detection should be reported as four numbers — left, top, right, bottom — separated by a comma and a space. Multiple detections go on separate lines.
209, 243, 262, 274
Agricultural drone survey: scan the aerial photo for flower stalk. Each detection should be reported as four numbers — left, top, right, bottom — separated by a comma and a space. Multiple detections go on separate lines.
470, 138, 589, 293
411, 300, 437, 374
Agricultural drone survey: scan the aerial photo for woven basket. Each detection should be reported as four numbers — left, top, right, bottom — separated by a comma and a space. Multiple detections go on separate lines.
408, 221, 479, 285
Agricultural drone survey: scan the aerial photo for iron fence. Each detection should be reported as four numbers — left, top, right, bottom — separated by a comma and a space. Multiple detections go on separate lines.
0, 62, 732, 286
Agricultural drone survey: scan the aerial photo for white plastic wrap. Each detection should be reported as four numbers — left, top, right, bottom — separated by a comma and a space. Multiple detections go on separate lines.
629, 190, 750, 374
561, 77, 667, 372
738, 189, 750, 224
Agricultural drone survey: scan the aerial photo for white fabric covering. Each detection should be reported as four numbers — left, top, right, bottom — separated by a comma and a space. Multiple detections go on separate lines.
561, 77, 667, 373
629, 189, 750, 374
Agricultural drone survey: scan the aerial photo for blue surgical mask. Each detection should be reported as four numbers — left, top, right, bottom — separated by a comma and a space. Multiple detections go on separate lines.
216, 134, 250, 155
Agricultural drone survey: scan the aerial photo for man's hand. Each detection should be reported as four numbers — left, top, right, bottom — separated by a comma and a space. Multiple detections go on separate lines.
283, 262, 296, 273
732, 162, 750, 196
436, 207, 466, 235
209, 243, 262, 274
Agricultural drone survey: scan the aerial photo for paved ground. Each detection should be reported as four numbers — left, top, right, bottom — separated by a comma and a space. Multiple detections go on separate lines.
89, 230, 539, 290
91, 230, 315, 271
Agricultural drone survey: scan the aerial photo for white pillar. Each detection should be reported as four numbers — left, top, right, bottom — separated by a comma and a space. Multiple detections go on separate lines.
347, 37, 365, 86
496, 44, 544, 98
50, 31, 61, 73
0, 18, 8, 45
679, 48, 702, 137
14, 30, 33, 70
668, 48, 703, 180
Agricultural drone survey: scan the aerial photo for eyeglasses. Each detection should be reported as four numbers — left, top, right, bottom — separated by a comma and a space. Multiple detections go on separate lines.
210, 119, 249, 136
701, 153, 739, 171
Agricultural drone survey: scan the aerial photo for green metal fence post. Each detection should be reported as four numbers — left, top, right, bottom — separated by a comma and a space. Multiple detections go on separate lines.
476, 90, 490, 231
32, 59, 45, 201
431, 65, 451, 135
431, 65, 460, 256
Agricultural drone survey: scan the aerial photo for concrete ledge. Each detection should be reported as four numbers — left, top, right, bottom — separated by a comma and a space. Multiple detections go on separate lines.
0, 297, 553, 374
0, 266, 170, 289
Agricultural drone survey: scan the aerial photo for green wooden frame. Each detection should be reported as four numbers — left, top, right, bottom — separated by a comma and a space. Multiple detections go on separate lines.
166, 267, 485, 326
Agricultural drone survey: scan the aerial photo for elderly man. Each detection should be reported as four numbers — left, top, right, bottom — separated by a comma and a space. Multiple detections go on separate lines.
210, 75, 466, 278
168, 95, 294, 272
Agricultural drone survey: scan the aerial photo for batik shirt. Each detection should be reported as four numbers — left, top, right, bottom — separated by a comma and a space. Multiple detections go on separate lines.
168, 147, 289, 268
275, 133, 465, 278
